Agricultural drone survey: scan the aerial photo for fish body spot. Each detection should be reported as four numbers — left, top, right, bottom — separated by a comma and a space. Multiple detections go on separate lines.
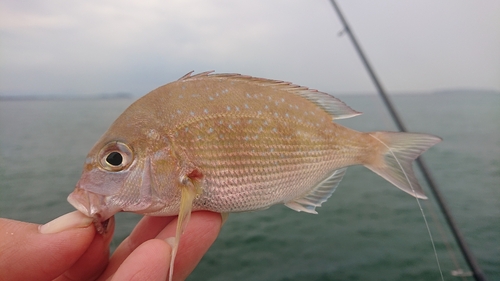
147, 129, 159, 140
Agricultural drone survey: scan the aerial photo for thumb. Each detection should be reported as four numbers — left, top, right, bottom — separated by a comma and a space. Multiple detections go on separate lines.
0, 211, 101, 281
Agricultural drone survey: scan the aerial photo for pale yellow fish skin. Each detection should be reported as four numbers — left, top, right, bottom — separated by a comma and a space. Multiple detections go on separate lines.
151, 75, 370, 213
68, 72, 440, 221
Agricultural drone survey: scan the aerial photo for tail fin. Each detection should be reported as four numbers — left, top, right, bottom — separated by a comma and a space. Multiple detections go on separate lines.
365, 131, 441, 199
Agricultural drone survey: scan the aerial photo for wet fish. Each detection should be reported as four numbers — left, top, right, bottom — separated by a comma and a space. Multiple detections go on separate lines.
68, 71, 441, 280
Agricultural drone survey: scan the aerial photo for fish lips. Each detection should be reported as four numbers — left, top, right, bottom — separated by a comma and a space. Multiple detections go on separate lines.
67, 186, 122, 226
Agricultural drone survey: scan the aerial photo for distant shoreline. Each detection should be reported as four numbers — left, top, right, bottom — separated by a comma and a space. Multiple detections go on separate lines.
1, 89, 498, 101
0, 93, 134, 101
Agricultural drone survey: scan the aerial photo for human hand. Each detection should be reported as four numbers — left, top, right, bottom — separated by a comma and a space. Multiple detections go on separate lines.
0, 211, 222, 281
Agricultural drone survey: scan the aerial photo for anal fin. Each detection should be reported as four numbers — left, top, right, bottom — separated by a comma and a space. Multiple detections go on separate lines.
285, 167, 347, 214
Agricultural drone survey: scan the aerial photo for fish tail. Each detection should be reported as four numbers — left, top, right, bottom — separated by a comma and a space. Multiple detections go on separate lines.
364, 131, 441, 199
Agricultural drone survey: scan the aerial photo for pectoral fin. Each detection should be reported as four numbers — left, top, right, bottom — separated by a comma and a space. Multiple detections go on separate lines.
221, 212, 229, 225
168, 169, 203, 281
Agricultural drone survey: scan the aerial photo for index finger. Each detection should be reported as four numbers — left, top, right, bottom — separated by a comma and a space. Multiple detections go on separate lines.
97, 216, 174, 281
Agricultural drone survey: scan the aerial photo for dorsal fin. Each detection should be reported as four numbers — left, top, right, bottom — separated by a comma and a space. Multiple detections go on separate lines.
178, 70, 215, 81
178, 71, 362, 120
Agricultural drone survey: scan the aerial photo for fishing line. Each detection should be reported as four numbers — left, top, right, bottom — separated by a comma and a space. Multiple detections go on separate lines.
328, 1, 487, 280
425, 199, 471, 280
369, 134, 445, 281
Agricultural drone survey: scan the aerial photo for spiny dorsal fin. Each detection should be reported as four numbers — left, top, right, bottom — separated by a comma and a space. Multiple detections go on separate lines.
178, 71, 362, 120
178, 70, 215, 81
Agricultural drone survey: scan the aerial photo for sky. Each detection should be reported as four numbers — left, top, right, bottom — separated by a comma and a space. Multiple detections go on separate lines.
1, 0, 499, 96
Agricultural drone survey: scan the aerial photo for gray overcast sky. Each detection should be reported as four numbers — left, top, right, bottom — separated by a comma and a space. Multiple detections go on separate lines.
1, 0, 499, 96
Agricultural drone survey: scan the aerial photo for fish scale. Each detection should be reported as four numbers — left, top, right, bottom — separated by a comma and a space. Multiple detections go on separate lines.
67, 71, 441, 281
174, 90, 363, 212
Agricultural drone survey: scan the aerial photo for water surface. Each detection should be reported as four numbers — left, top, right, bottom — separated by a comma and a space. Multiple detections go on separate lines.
1, 93, 498, 280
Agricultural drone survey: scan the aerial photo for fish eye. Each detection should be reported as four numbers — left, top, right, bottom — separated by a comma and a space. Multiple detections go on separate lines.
106, 152, 123, 166
99, 142, 133, 171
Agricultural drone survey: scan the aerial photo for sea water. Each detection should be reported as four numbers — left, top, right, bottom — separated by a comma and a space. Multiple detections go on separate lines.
0, 92, 498, 280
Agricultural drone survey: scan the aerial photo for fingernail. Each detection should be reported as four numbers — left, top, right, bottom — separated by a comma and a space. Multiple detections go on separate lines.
164, 237, 175, 248
39, 211, 93, 234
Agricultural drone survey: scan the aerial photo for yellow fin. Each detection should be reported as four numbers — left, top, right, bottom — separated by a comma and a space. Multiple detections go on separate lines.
168, 179, 198, 281
221, 212, 229, 225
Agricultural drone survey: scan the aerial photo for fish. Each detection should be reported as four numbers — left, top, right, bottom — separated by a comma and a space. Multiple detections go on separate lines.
68, 71, 441, 280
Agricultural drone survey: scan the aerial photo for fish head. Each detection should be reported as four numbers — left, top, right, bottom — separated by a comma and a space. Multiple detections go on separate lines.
68, 108, 179, 224
68, 140, 135, 221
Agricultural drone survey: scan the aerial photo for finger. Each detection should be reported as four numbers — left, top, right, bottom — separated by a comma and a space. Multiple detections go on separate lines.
110, 239, 171, 281
156, 211, 222, 281
97, 216, 174, 281
0, 211, 95, 281
54, 216, 115, 281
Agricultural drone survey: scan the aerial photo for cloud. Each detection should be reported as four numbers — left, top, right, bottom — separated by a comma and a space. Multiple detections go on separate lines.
1, 0, 499, 96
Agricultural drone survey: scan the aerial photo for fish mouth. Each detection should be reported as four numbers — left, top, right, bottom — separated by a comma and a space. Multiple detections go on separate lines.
67, 187, 122, 233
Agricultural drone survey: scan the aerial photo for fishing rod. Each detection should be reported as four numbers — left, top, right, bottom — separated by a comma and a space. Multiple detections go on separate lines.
328, 1, 488, 280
